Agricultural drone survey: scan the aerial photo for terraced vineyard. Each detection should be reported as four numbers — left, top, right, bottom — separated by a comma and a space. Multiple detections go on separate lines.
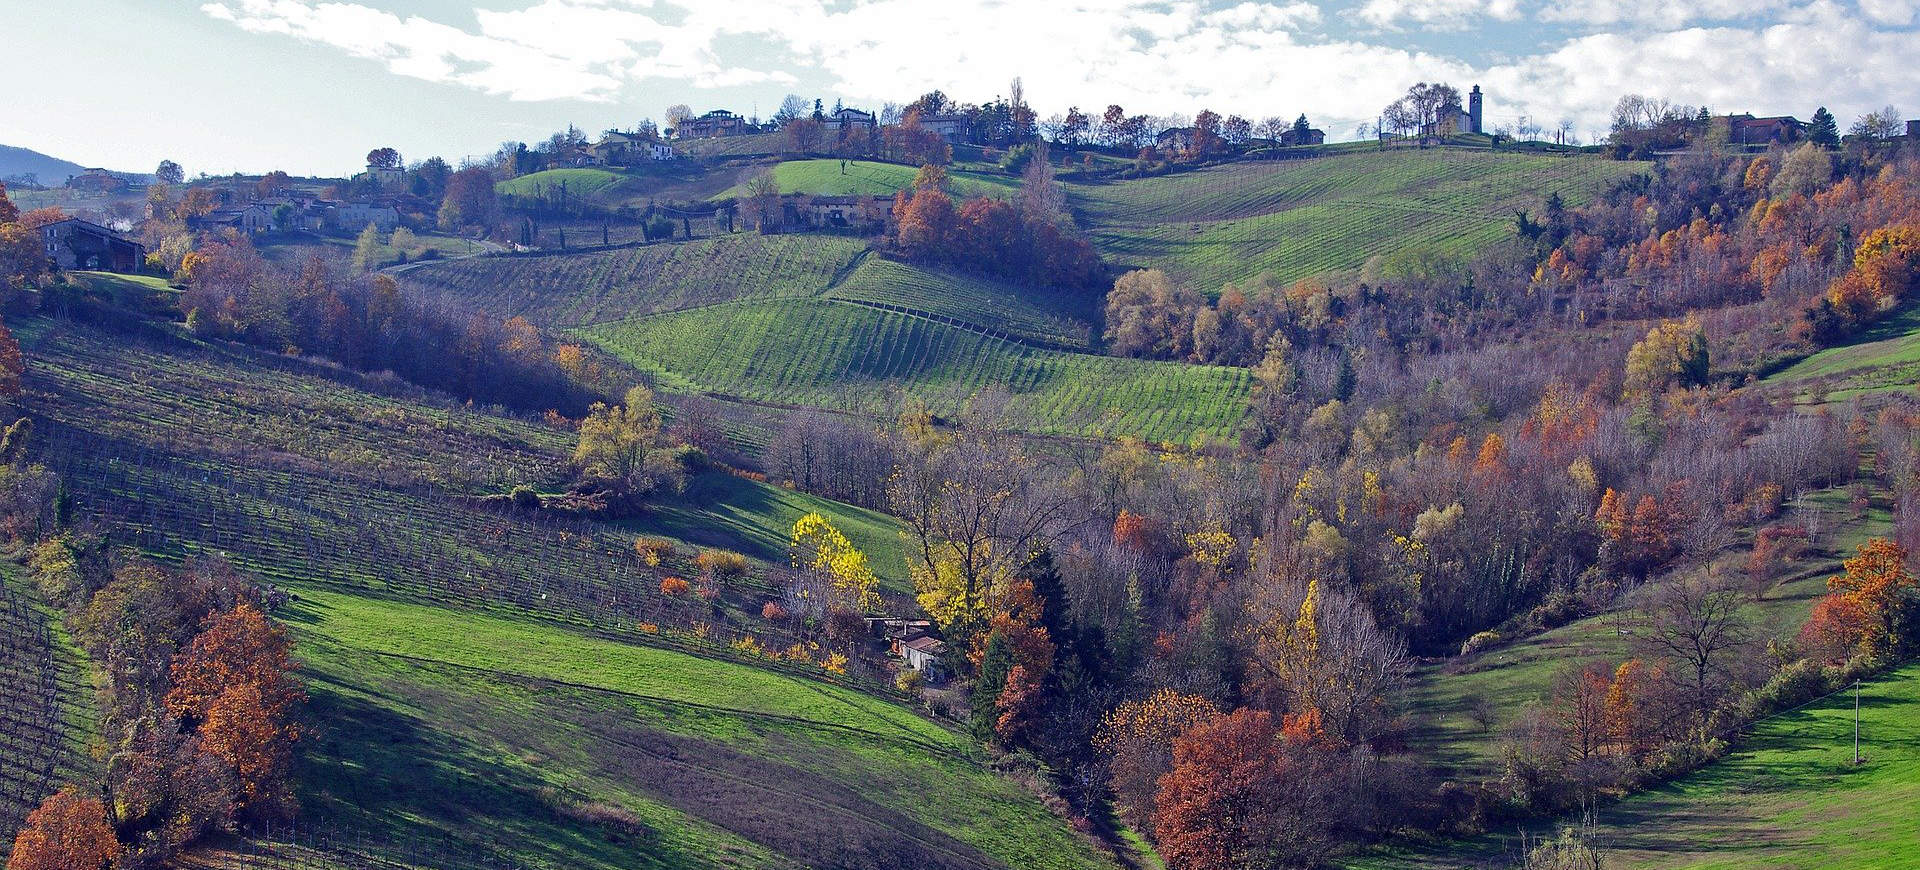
581, 299, 1252, 444
1073, 149, 1643, 289
0, 568, 92, 864
712, 159, 1019, 201
825, 257, 1098, 350
397, 235, 867, 326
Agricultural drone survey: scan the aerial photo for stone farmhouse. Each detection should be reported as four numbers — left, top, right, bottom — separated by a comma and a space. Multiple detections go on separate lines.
821, 107, 877, 134
676, 109, 757, 139
589, 131, 678, 165
39, 218, 146, 272
1727, 115, 1805, 147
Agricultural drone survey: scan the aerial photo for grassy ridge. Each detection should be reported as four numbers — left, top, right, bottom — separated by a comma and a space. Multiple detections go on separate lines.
1348, 662, 1920, 870
825, 257, 1099, 350
712, 159, 1018, 201
580, 299, 1253, 444
1759, 304, 1920, 405
497, 168, 636, 200
396, 235, 867, 327
1075, 150, 1642, 289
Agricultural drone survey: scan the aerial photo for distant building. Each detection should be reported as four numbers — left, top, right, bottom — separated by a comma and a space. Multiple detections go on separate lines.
782, 194, 893, 229
1279, 127, 1326, 147
1727, 115, 1805, 147
677, 109, 753, 139
196, 202, 275, 234
1155, 127, 1196, 153
1424, 85, 1486, 138
67, 167, 127, 193
1907, 119, 1920, 140
590, 130, 678, 165
39, 218, 146, 272
821, 107, 877, 134
916, 113, 971, 144
328, 200, 400, 232
363, 164, 407, 187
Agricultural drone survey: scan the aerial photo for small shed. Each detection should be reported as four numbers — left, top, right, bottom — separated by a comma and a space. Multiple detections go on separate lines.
900, 635, 946, 676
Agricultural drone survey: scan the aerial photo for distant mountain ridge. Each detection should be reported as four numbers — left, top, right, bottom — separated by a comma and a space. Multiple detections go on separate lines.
0, 144, 100, 186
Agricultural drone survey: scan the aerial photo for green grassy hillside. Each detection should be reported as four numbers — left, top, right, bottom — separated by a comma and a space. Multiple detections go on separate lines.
397, 235, 868, 326
497, 167, 635, 199
1760, 304, 1920, 406
16, 317, 1117, 870
581, 299, 1252, 444
825, 257, 1099, 350
280, 589, 1117, 870
1073, 150, 1642, 290
713, 159, 1019, 201
1349, 661, 1920, 870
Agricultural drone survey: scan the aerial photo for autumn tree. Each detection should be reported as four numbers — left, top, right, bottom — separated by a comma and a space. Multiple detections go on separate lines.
154, 159, 185, 185
6, 787, 122, 870
1096, 690, 1217, 835
365, 147, 402, 169
1807, 538, 1920, 660
890, 428, 1073, 652
438, 167, 499, 233
1622, 316, 1709, 399
572, 385, 661, 487
0, 317, 23, 399
788, 512, 879, 616
166, 604, 304, 816
1255, 578, 1411, 746
1153, 708, 1339, 870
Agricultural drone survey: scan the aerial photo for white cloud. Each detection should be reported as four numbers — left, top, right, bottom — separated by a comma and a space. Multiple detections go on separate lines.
1357, 0, 1520, 31
1536, 0, 1789, 28
196, 0, 1920, 142
1857, 0, 1919, 25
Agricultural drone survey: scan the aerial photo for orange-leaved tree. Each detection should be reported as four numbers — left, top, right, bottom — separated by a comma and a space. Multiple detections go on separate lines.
165, 603, 304, 817
1804, 538, 1918, 660
6, 786, 122, 870
1152, 708, 1339, 870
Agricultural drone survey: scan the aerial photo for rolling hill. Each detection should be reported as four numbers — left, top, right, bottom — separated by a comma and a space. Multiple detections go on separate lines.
580, 298, 1251, 444
1070, 149, 1644, 290
9, 314, 1119, 870
713, 159, 1020, 201
0, 143, 86, 184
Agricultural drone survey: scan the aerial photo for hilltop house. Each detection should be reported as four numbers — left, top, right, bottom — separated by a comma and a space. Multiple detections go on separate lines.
1910, 120, 1920, 140
39, 218, 146, 272
1280, 126, 1326, 147
1727, 115, 1805, 147
677, 109, 754, 139
916, 113, 971, 144
822, 107, 877, 134
363, 163, 407, 187
329, 200, 400, 232
590, 131, 677, 165
1155, 127, 1196, 153
67, 167, 128, 193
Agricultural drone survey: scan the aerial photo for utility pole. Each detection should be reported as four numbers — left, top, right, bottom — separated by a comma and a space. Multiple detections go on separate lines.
1854, 679, 1862, 765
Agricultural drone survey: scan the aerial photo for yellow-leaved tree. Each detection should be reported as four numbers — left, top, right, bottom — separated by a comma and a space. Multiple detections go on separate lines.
573, 385, 660, 485
788, 512, 879, 615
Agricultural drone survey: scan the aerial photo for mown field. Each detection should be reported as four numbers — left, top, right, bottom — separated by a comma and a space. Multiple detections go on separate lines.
1349, 661, 1920, 870
581, 299, 1252, 444
15, 316, 1117, 870
712, 159, 1019, 201
267, 590, 1117, 870
397, 234, 868, 326
1759, 304, 1920, 406
1072, 149, 1644, 290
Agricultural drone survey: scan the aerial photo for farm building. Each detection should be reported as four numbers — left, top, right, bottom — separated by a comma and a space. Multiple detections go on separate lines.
39, 218, 146, 272
782, 194, 893, 229
329, 200, 400, 232
1156, 127, 1196, 152
677, 109, 755, 139
1728, 115, 1805, 146
916, 113, 971, 144
66, 167, 129, 193
195, 202, 275, 234
590, 131, 676, 165
900, 635, 946, 677
1280, 126, 1326, 146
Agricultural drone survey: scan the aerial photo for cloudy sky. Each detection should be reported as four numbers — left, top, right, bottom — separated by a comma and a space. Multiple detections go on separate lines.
6, 0, 1916, 176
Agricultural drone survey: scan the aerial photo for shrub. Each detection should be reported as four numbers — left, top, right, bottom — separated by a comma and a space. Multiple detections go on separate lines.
659, 576, 690, 596
895, 668, 924, 694
694, 548, 749, 579
823, 652, 848, 675
509, 486, 542, 511
761, 601, 790, 621
1460, 630, 1502, 657
731, 635, 766, 658
633, 536, 674, 567
1741, 657, 1829, 719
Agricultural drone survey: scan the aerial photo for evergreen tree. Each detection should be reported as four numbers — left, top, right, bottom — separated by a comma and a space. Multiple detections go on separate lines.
970, 632, 1013, 742
1810, 107, 1840, 148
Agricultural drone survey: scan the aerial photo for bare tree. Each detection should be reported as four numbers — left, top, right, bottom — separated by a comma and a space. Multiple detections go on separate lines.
1635, 570, 1755, 737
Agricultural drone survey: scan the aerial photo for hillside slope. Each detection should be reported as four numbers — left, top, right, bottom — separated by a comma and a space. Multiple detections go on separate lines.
0, 144, 86, 184
1073, 149, 1642, 290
